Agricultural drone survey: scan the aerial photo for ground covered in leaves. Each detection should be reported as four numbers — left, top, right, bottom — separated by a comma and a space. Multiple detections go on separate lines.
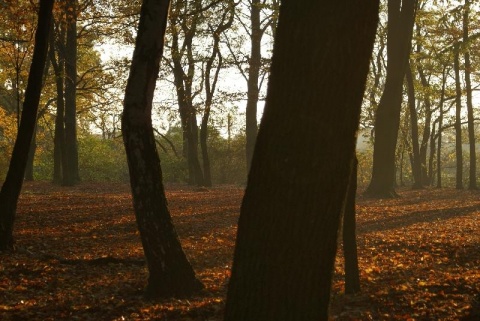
1, 182, 479, 320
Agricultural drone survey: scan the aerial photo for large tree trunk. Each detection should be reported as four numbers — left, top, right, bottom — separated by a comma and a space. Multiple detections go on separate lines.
64, 0, 79, 185
464, 0, 476, 190
454, 49, 463, 190
0, 0, 54, 250
406, 62, 422, 189
224, 1, 379, 320
245, 0, 262, 172
365, 0, 417, 198
122, 0, 203, 298
343, 156, 360, 294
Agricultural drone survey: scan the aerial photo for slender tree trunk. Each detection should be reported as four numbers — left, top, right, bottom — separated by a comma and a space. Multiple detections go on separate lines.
64, 0, 79, 185
224, 1, 379, 319
437, 67, 447, 188
343, 156, 360, 294
245, 0, 262, 172
463, 0, 476, 190
199, 5, 234, 187
437, 125, 442, 188
454, 48, 463, 189
122, 0, 203, 298
0, 0, 54, 250
406, 62, 422, 188
417, 67, 432, 185
428, 122, 436, 185
199, 120, 212, 187
186, 115, 204, 186
170, 14, 204, 186
365, 0, 417, 198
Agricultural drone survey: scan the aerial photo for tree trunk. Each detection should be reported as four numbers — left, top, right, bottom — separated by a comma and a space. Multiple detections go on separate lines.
199, 123, 212, 187
122, 0, 203, 298
0, 0, 54, 250
245, 0, 262, 173
417, 66, 432, 185
64, 0, 79, 185
50, 24, 69, 185
428, 122, 436, 185
343, 156, 360, 294
199, 4, 234, 188
463, 0, 476, 190
224, 1, 379, 319
406, 62, 422, 189
454, 49, 463, 190
365, 0, 417, 198
437, 67, 447, 188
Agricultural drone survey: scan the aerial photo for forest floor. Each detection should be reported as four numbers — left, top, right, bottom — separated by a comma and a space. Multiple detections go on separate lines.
0, 182, 479, 320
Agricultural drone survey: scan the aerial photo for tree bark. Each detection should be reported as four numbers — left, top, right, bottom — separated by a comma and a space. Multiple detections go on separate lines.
224, 1, 379, 319
365, 0, 417, 198
122, 0, 203, 298
0, 0, 54, 250
64, 0, 79, 185
343, 156, 360, 294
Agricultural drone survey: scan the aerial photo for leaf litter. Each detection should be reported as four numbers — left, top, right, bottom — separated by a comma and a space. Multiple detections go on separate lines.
0, 182, 478, 320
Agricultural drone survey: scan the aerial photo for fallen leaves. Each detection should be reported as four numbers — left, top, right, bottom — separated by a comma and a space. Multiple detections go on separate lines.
0, 183, 479, 320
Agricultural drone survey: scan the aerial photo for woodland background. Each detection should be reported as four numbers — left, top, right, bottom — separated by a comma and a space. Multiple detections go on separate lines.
0, 0, 479, 189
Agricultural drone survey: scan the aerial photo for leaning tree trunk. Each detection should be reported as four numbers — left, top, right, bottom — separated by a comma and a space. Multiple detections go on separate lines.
0, 0, 54, 250
122, 0, 203, 298
224, 1, 379, 320
365, 0, 417, 198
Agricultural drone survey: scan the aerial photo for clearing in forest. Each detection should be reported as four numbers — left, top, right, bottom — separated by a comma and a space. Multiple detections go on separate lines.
0, 182, 479, 320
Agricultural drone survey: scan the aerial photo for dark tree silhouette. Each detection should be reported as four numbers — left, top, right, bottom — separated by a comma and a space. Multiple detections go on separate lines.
64, 0, 80, 185
224, 1, 379, 320
0, 0, 54, 250
121, 0, 203, 298
366, 0, 418, 198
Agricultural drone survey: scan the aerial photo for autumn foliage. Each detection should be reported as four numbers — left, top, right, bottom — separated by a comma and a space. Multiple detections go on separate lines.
0, 182, 479, 320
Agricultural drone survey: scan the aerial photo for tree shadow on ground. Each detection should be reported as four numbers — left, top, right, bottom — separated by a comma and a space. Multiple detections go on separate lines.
358, 204, 479, 233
